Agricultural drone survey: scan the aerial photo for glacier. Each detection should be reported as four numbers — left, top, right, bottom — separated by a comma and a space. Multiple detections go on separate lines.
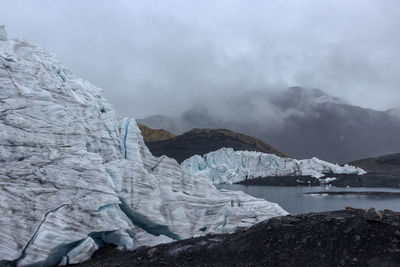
0, 25, 288, 266
181, 148, 367, 184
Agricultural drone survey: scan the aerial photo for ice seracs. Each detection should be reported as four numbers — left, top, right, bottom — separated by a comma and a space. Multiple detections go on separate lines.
0, 27, 287, 266
0, 25, 7, 41
181, 148, 366, 184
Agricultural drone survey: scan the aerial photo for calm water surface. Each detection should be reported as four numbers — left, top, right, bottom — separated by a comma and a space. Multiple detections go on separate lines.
216, 185, 400, 214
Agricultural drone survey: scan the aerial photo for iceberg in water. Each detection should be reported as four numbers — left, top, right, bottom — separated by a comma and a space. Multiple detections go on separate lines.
0, 26, 287, 266
181, 148, 367, 184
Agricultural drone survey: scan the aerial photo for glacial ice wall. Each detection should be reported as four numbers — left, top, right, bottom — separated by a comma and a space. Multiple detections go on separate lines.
0, 26, 287, 266
181, 148, 367, 184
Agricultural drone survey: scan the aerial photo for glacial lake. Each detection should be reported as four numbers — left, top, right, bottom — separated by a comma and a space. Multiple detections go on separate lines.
216, 185, 400, 214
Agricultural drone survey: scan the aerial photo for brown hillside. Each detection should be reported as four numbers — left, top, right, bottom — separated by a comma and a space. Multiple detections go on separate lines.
138, 123, 175, 142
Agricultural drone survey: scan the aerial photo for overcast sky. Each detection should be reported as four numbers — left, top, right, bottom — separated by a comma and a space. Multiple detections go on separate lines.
1, 0, 400, 118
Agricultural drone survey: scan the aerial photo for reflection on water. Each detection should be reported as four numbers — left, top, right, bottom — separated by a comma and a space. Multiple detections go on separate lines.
216, 184, 400, 214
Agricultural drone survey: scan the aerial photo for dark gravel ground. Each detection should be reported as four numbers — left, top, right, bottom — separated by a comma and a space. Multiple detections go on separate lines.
77, 208, 400, 267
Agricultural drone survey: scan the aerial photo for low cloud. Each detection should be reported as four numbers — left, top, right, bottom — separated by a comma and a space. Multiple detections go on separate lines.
1, 0, 399, 118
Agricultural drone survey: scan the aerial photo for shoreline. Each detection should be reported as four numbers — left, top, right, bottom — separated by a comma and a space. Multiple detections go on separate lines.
235, 173, 400, 188
304, 191, 400, 196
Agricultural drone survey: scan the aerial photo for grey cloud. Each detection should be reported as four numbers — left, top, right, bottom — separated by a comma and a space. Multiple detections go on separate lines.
1, 0, 399, 118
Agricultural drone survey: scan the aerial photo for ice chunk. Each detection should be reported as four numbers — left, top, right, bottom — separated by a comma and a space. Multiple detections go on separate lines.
66, 237, 98, 265
319, 177, 337, 184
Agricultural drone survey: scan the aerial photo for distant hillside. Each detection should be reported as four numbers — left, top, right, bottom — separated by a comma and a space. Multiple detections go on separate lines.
137, 123, 175, 142
349, 153, 400, 172
325, 153, 400, 187
144, 128, 287, 163
139, 87, 400, 163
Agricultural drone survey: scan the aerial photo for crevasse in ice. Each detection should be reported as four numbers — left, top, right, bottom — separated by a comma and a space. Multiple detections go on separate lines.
0, 26, 287, 266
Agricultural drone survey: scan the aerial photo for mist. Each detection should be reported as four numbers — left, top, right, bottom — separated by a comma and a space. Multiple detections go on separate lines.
1, 0, 400, 118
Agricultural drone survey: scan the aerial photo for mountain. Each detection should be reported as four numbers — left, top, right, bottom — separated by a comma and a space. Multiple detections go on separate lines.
140, 87, 400, 163
0, 26, 287, 266
387, 108, 400, 121
144, 128, 287, 163
137, 123, 175, 142
79, 209, 400, 267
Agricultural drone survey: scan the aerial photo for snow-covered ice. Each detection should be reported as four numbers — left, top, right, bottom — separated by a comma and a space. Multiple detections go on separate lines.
0, 26, 287, 266
181, 148, 366, 184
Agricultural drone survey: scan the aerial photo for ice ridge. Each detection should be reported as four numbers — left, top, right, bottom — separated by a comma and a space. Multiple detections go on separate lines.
181, 148, 367, 184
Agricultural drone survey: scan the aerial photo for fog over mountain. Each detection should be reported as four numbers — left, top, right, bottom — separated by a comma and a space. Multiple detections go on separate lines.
139, 87, 400, 163
2, 1, 400, 162
1, 0, 400, 119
